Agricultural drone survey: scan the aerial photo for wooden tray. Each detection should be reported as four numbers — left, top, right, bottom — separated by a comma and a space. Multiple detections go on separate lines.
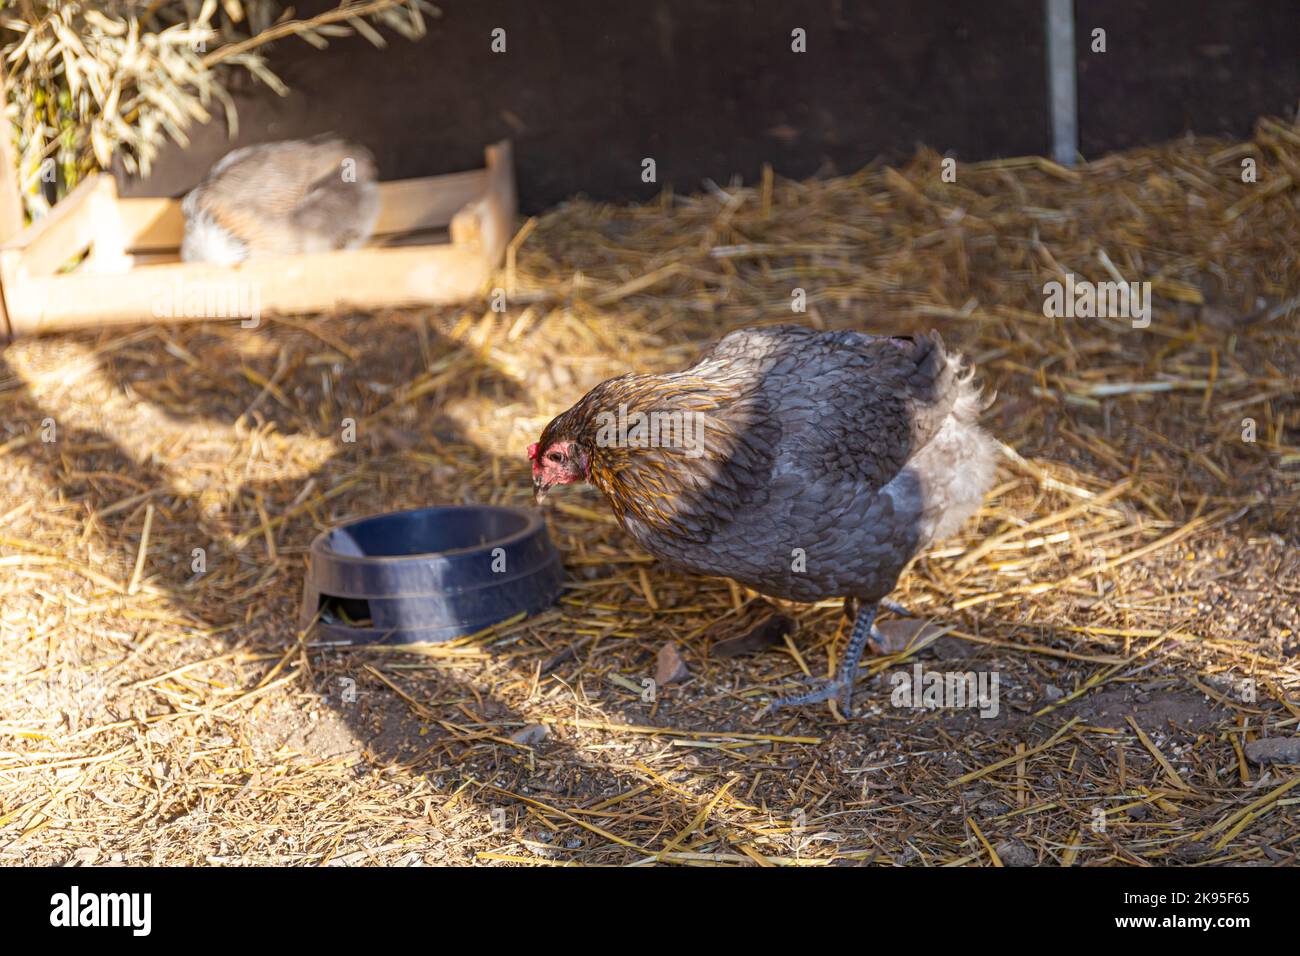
0, 140, 515, 337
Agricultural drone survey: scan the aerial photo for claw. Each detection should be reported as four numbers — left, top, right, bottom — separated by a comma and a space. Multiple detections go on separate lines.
760, 599, 882, 721
763, 675, 857, 718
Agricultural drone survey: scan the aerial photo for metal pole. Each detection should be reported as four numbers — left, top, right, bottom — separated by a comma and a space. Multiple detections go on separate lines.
1045, 0, 1078, 166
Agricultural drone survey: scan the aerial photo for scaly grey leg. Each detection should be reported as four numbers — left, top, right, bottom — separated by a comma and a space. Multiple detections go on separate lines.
765, 601, 879, 717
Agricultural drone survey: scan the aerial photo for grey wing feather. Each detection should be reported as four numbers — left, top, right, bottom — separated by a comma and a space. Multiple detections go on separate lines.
689, 325, 963, 494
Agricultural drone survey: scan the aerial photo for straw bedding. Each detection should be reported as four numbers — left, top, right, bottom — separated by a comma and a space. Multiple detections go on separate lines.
0, 116, 1297, 865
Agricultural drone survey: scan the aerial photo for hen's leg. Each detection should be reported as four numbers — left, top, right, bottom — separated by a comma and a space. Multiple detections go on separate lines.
852, 595, 912, 624
880, 598, 912, 618
766, 601, 879, 717
846, 595, 910, 654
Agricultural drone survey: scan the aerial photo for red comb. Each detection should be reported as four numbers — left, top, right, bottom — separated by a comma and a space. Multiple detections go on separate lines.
527, 442, 539, 461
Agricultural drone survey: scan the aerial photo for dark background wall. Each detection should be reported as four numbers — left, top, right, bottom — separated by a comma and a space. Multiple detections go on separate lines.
120, 0, 1300, 213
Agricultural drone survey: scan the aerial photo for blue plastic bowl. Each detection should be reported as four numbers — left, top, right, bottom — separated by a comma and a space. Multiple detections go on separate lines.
300, 505, 563, 645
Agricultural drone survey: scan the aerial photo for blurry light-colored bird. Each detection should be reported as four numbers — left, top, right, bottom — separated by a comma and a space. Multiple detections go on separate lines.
181, 137, 379, 265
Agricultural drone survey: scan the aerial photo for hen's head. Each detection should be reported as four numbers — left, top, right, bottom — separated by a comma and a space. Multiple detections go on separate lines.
528, 425, 590, 504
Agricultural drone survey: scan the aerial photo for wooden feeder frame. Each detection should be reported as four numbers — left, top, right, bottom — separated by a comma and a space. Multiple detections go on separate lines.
0, 140, 515, 338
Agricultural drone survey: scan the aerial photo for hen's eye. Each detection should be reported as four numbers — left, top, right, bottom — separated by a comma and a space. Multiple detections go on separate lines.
547, 451, 564, 464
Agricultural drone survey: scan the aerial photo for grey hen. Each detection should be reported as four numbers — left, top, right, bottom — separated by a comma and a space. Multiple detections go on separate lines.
529, 325, 998, 716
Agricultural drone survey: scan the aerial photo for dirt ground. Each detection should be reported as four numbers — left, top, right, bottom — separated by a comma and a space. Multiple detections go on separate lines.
2, 120, 1298, 866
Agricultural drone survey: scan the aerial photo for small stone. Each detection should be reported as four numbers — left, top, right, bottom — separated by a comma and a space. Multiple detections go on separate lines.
1244, 737, 1300, 765
510, 724, 549, 746
978, 798, 1009, 817
872, 619, 946, 655
994, 839, 1036, 867
1044, 684, 1064, 701
1170, 840, 1211, 863
930, 635, 976, 660
655, 643, 690, 685
712, 613, 792, 658
66, 847, 98, 867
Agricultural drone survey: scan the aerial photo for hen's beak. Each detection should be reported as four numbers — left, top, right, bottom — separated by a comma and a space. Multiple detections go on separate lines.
533, 476, 549, 505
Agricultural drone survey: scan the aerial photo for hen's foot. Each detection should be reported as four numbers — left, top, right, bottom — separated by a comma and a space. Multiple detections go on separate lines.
764, 675, 855, 717
762, 602, 882, 719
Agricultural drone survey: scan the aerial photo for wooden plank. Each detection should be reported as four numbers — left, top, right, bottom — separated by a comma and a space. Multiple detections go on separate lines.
479, 140, 516, 268
85, 176, 129, 273
3, 243, 489, 335
447, 141, 516, 269
0, 118, 22, 243
113, 170, 488, 254
101, 223, 454, 268
374, 170, 487, 235
0, 174, 114, 279
0, 88, 18, 339
115, 196, 183, 253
